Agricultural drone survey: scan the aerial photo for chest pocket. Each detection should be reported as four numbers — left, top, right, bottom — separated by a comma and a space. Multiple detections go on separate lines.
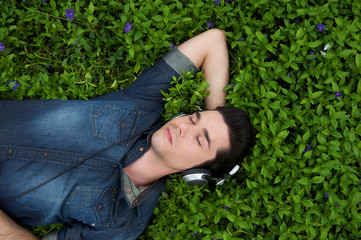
66, 186, 116, 228
91, 105, 139, 143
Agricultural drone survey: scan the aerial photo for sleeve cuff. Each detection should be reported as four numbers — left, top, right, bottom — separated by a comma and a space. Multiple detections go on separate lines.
162, 46, 200, 77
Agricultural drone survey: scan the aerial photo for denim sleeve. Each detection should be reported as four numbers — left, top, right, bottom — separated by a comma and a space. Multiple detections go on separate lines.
57, 222, 144, 240
95, 47, 199, 112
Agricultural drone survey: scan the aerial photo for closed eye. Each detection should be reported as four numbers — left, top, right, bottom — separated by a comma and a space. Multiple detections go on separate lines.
189, 116, 201, 146
190, 116, 195, 125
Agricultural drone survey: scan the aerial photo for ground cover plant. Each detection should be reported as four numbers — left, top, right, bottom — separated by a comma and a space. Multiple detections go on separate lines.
1, 0, 361, 239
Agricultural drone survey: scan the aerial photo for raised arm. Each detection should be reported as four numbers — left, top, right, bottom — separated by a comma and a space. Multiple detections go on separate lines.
177, 29, 229, 110
0, 209, 39, 240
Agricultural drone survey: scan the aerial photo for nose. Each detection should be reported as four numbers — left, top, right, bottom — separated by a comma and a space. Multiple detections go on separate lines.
178, 119, 195, 137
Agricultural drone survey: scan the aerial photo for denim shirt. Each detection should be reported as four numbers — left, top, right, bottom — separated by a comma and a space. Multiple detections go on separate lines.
0, 48, 199, 240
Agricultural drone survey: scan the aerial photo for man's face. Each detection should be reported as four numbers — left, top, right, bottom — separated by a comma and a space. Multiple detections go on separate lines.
150, 111, 231, 173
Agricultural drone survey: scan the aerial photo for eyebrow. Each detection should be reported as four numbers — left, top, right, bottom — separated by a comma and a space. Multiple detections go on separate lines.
196, 112, 211, 148
203, 128, 211, 148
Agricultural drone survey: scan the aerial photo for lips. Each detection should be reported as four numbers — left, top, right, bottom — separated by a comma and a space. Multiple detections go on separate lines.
165, 127, 172, 145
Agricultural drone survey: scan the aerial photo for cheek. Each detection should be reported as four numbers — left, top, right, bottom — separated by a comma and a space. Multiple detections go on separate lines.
178, 141, 199, 157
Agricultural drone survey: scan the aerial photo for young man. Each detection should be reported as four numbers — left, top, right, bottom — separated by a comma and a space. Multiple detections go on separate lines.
0, 29, 254, 240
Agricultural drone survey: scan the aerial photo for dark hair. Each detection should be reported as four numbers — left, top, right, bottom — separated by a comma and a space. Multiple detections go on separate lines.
194, 106, 255, 177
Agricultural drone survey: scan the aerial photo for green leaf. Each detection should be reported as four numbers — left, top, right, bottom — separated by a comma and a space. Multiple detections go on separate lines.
339, 49, 355, 58
274, 176, 281, 184
292, 195, 301, 203
296, 27, 305, 39
152, 15, 163, 22
317, 133, 327, 145
226, 212, 236, 222
278, 130, 289, 139
244, 25, 253, 36
80, 38, 92, 52
129, 48, 135, 59
302, 199, 314, 208
355, 53, 361, 68
265, 92, 277, 98
307, 40, 323, 48
89, 1, 94, 14
311, 91, 323, 99
256, 31, 265, 43
311, 176, 324, 184
297, 178, 309, 185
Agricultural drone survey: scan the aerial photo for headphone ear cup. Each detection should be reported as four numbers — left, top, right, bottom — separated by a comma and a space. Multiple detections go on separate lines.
181, 169, 212, 186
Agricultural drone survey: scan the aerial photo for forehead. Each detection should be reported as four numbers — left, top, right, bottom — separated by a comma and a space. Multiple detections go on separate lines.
198, 111, 230, 150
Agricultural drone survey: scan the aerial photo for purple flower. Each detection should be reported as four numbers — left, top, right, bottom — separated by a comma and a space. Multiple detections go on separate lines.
335, 203, 341, 207
313, 103, 318, 109
124, 22, 132, 34
213, 0, 220, 5
65, 9, 75, 20
307, 52, 317, 63
223, 205, 231, 210
7, 81, 21, 90
287, 72, 291, 77
303, 144, 312, 153
317, 23, 325, 32
0, 42, 5, 51
47, 64, 51, 69
324, 192, 329, 199
207, 21, 213, 29
170, 43, 174, 49
237, 38, 245, 42
335, 92, 342, 97
192, 231, 199, 237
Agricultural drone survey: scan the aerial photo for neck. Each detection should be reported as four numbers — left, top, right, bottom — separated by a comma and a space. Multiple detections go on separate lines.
123, 147, 177, 188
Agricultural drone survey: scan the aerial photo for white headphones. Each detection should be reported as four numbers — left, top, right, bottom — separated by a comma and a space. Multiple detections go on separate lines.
182, 165, 240, 186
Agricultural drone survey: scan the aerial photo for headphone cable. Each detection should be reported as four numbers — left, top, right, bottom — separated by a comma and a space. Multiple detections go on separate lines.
0, 122, 164, 203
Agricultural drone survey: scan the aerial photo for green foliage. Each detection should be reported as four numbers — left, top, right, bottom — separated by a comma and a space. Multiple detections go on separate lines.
22, 224, 64, 238
161, 70, 209, 121
1, 0, 361, 239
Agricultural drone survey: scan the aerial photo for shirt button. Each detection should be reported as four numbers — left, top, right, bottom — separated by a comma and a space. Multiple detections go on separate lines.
91, 223, 95, 227
125, 144, 129, 147
113, 164, 118, 168
97, 205, 103, 211
7, 149, 13, 154
126, 190, 131, 194
43, 153, 48, 158
121, 122, 126, 127
139, 147, 144, 152
78, 157, 83, 162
